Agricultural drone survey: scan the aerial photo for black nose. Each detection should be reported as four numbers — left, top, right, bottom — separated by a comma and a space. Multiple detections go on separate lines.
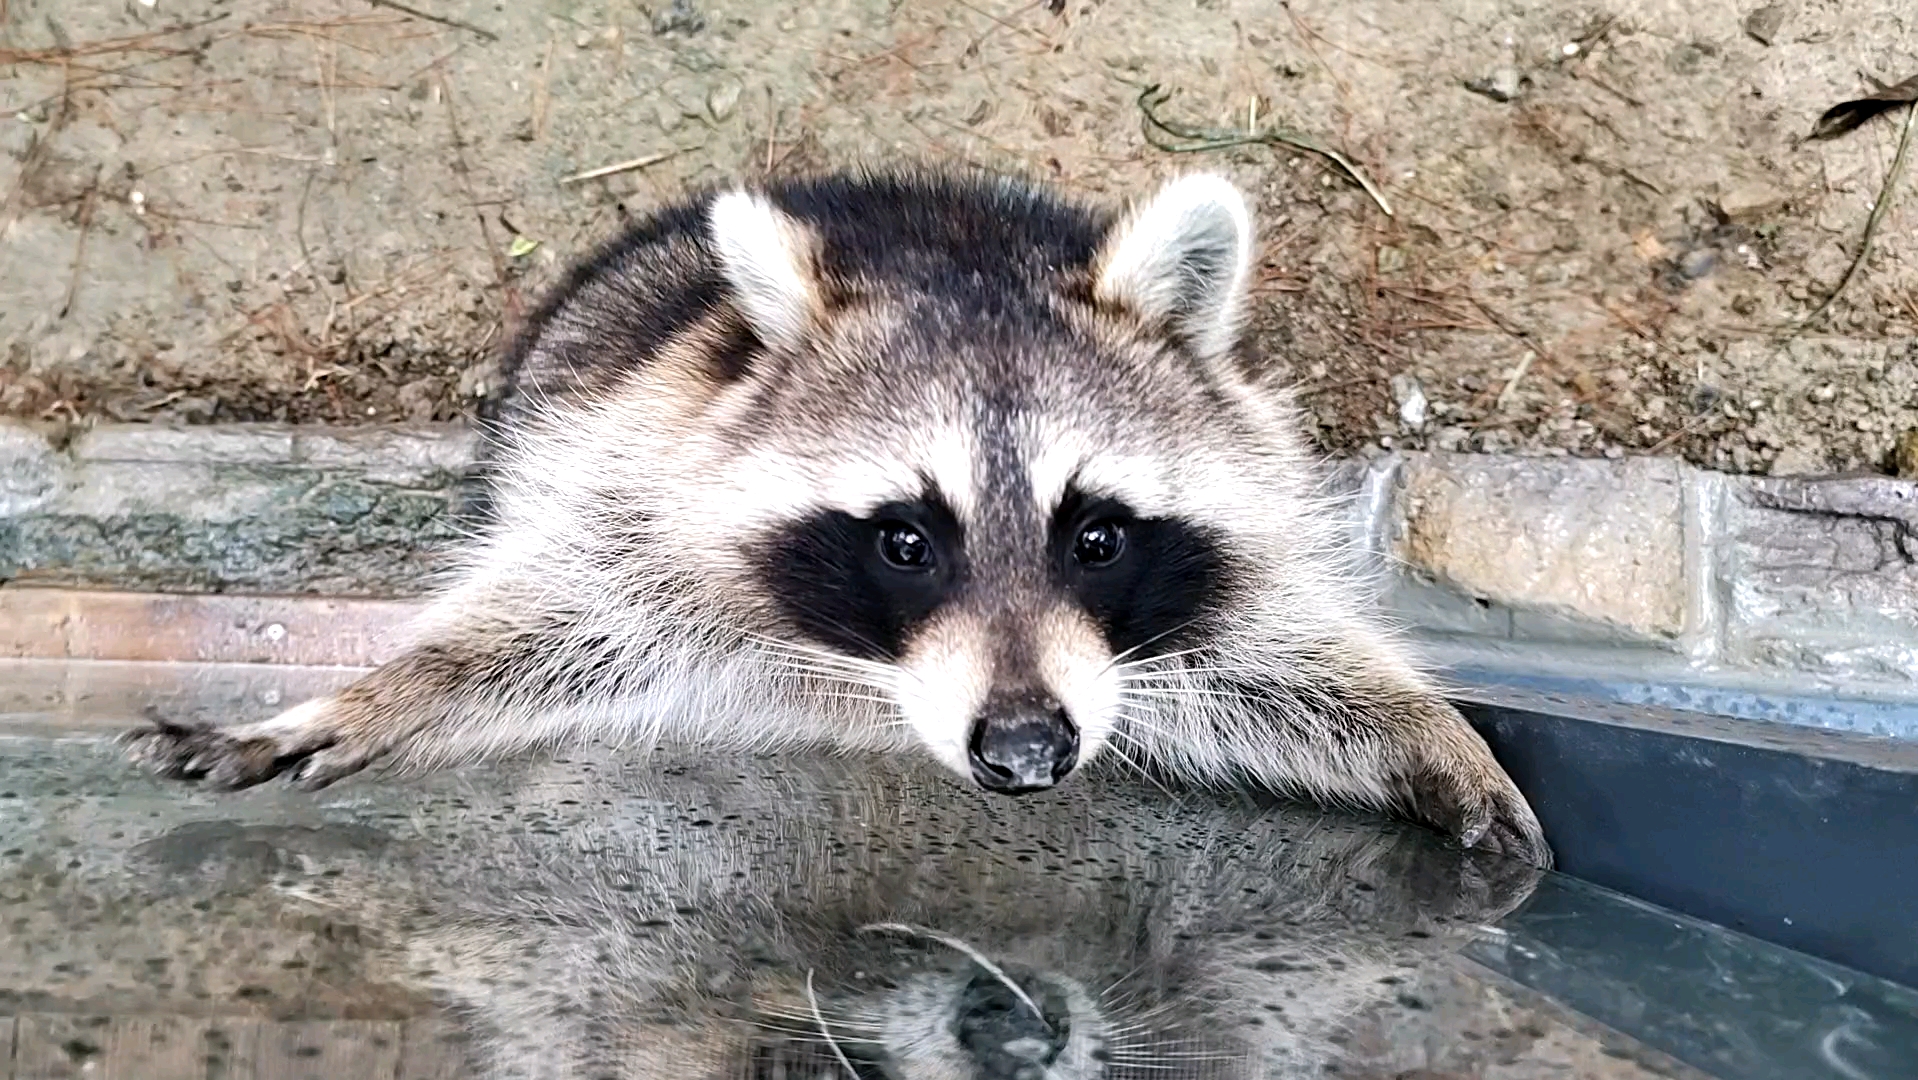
967, 698, 1079, 795
955, 970, 1066, 1072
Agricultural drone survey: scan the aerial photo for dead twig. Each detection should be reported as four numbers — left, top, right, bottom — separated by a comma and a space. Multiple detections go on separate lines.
1494, 350, 1534, 411
763, 87, 777, 174
530, 30, 557, 142
1373, 284, 1499, 332
1278, 2, 1352, 101
58, 168, 100, 320
438, 72, 518, 328
949, 0, 1053, 49
1275, 0, 1398, 67
1647, 413, 1714, 455
1470, 298, 1548, 353
0, 13, 227, 64
1571, 67, 1644, 109
1801, 89, 1916, 326
1468, 298, 1554, 410
560, 148, 684, 185
365, 0, 497, 42
1597, 299, 1663, 347
295, 166, 321, 288
1135, 83, 1393, 217
821, 30, 943, 82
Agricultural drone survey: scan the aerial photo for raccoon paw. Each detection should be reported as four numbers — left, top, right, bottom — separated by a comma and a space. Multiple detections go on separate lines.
1408, 765, 1553, 870
120, 698, 382, 791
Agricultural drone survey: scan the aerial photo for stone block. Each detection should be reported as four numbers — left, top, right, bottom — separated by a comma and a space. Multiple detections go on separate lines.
0, 588, 420, 666
294, 423, 478, 484
1723, 475, 1918, 685
1390, 454, 1689, 644
57, 461, 308, 522
0, 420, 69, 515
0, 424, 467, 596
68, 423, 296, 464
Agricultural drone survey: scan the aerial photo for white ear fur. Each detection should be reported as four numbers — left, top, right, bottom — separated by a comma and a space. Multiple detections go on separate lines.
1093, 173, 1253, 361
708, 190, 819, 352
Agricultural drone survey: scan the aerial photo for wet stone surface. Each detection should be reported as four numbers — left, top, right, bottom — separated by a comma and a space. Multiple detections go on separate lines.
1, 661, 1913, 1078
0, 742, 1630, 1074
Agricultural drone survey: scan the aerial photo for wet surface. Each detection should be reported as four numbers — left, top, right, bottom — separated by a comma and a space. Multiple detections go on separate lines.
2, 659, 1915, 1078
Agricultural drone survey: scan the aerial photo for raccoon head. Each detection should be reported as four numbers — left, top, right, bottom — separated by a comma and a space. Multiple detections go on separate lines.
691, 172, 1285, 794
765, 949, 1253, 1079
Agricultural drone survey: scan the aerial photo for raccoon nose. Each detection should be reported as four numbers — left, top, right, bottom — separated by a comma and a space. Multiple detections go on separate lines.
967, 697, 1079, 795
956, 971, 1066, 1070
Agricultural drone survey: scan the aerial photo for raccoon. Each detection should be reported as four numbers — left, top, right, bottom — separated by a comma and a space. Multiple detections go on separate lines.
122, 166, 1550, 867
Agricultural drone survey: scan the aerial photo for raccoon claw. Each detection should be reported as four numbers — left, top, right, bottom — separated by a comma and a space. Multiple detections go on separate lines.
1408, 766, 1553, 870
120, 705, 360, 791
1458, 806, 1550, 869
281, 746, 380, 790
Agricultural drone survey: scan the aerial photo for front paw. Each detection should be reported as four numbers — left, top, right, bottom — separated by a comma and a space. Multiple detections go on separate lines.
120, 698, 383, 791
1406, 759, 1552, 870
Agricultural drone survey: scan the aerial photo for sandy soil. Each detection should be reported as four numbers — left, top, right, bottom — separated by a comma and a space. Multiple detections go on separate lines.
1, 0, 1914, 475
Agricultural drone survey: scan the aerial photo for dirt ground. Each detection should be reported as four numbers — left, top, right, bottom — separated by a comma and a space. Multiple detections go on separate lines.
1, 0, 1914, 475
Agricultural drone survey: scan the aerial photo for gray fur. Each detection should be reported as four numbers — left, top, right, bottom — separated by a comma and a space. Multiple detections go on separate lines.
121, 167, 1550, 868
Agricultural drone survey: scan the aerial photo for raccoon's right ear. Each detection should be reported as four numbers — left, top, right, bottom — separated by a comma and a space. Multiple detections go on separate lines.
708, 190, 824, 353
1092, 174, 1253, 364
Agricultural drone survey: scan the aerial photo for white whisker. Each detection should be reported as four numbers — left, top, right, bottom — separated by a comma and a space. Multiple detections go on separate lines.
1101, 730, 1174, 797
857, 923, 1049, 1032
806, 968, 861, 1077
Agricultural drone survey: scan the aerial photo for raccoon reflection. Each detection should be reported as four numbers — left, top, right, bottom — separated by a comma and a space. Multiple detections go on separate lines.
367, 755, 1540, 1079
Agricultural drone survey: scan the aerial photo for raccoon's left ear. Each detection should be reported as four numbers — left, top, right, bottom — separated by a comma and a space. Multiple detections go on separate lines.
1092, 174, 1253, 363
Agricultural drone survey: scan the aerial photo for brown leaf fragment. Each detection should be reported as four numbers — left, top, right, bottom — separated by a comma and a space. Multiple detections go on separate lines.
1896, 428, 1918, 480
1808, 73, 1918, 140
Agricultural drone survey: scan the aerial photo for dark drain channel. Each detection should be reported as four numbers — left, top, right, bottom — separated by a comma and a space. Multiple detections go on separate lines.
1458, 686, 1918, 989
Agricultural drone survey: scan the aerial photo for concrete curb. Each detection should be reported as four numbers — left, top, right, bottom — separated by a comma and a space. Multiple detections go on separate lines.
1350, 451, 1918, 715
0, 588, 414, 667
4, 420, 1915, 727
0, 421, 474, 595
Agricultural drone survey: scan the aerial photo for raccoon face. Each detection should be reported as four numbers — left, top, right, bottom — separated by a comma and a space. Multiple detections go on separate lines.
706, 173, 1264, 793
809, 965, 1116, 1079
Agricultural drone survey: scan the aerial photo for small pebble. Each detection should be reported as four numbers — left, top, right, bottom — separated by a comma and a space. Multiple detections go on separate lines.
1391, 373, 1428, 429
707, 82, 741, 123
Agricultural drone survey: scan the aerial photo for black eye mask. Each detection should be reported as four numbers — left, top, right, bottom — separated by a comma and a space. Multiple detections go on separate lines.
755, 494, 969, 660
1049, 489, 1234, 657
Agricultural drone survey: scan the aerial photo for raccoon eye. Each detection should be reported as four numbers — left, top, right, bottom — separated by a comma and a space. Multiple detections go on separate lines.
877, 522, 934, 570
1073, 520, 1126, 567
